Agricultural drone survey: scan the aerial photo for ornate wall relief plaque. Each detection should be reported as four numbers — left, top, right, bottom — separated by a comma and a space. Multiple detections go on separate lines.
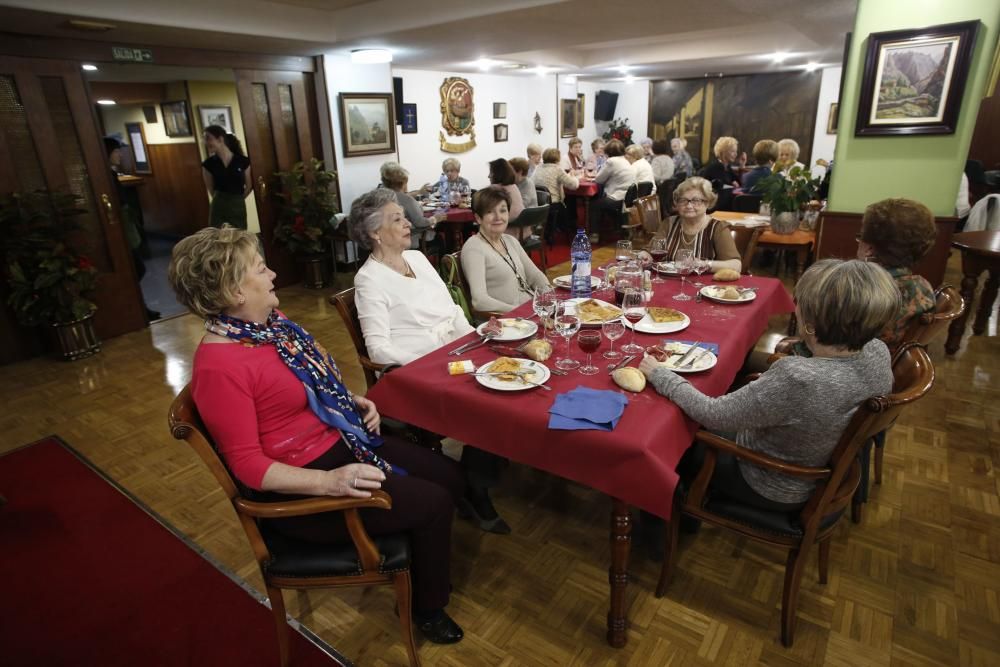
439, 77, 476, 153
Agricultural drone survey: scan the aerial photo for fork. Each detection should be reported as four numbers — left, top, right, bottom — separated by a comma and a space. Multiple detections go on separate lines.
449, 332, 499, 355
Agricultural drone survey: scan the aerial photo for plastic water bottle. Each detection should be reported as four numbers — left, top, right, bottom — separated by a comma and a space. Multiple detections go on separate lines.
570, 228, 592, 298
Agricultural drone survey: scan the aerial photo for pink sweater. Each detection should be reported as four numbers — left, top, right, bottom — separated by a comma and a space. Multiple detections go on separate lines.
191, 342, 340, 490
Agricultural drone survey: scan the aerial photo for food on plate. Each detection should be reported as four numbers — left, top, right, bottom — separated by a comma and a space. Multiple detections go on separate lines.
612, 367, 646, 392
521, 339, 552, 361
500, 318, 531, 331
489, 356, 533, 382
721, 286, 742, 300
448, 360, 475, 375
482, 316, 504, 336
647, 307, 686, 324
576, 299, 622, 323
713, 268, 740, 282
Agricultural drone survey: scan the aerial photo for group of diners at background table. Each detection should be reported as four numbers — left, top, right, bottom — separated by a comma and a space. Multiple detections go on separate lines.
164, 138, 950, 654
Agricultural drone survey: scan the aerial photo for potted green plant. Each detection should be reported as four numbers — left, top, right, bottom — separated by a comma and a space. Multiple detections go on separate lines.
273, 158, 340, 288
752, 166, 821, 234
0, 190, 101, 360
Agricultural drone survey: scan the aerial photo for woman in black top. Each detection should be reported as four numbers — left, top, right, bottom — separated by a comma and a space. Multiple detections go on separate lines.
201, 125, 252, 229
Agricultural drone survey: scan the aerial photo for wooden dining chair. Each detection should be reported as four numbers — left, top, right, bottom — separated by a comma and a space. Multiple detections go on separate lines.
329, 287, 399, 390
168, 386, 421, 667
638, 193, 661, 236
656, 342, 934, 647
730, 226, 763, 274
440, 251, 503, 325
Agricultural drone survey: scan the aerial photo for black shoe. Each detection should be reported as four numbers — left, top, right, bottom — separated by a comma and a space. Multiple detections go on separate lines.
145, 308, 161, 321
459, 488, 511, 534
416, 611, 464, 644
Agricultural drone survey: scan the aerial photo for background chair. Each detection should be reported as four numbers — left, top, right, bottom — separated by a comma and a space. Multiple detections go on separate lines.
657, 177, 677, 219
441, 251, 503, 325
730, 226, 763, 274
534, 188, 552, 206
329, 287, 399, 390
656, 343, 934, 647
168, 386, 421, 667
508, 204, 550, 269
636, 181, 654, 197
733, 193, 763, 213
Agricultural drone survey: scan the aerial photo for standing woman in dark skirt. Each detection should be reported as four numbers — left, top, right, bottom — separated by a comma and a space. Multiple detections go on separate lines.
202, 125, 252, 229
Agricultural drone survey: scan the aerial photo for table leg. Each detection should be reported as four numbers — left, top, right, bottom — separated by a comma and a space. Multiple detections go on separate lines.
607, 498, 631, 648
582, 198, 597, 244
973, 269, 999, 335
794, 246, 809, 280
946, 267, 980, 354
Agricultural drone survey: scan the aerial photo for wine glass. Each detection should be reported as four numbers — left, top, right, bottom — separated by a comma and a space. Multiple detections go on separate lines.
673, 249, 694, 302
621, 288, 646, 354
691, 258, 710, 287
577, 330, 602, 375
602, 318, 625, 359
648, 238, 668, 284
615, 240, 633, 262
554, 309, 581, 371
533, 287, 557, 339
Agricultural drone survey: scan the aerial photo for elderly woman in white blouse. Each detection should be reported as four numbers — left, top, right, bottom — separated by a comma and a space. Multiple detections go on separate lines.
349, 188, 511, 533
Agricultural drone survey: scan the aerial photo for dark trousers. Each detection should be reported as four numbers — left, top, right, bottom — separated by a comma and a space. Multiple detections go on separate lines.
588, 195, 623, 236
267, 436, 464, 612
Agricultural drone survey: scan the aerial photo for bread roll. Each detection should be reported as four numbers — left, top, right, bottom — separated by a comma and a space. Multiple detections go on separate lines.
713, 268, 740, 282
522, 339, 552, 362
722, 286, 741, 300
612, 367, 646, 393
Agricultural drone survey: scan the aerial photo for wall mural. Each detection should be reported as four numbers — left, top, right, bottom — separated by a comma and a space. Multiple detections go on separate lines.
439, 77, 476, 153
649, 72, 822, 166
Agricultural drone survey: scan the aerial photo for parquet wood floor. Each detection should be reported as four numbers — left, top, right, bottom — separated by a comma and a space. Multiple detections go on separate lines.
2, 251, 999, 666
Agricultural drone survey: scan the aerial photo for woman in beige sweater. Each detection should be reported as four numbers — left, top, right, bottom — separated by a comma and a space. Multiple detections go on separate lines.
461, 186, 550, 313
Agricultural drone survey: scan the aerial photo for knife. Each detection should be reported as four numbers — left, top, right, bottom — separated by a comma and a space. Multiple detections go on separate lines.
673, 341, 702, 369
608, 354, 636, 374
489, 344, 528, 357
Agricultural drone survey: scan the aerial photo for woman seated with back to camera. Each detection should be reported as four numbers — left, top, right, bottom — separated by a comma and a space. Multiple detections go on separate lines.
588, 139, 636, 231
626, 143, 657, 194
640, 258, 898, 513
741, 139, 779, 192
461, 185, 550, 313
782, 198, 937, 357
170, 225, 465, 644
350, 188, 512, 534
509, 157, 538, 209
651, 176, 742, 273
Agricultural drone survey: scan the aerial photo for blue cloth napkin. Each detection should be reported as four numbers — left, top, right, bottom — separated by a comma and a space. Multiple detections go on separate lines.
662, 339, 720, 355
548, 386, 629, 431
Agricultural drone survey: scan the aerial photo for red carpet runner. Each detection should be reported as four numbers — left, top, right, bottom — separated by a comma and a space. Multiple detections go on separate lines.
0, 437, 343, 667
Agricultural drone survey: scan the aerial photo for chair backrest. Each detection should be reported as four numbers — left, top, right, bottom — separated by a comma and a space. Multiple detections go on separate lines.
637, 181, 654, 197
733, 194, 762, 213
799, 343, 934, 533
637, 194, 660, 233
329, 287, 380, 390
623, 183, 639, 208
535, 188, 552, 206
508, 204, 550, 233
730, 226, 762, 274
902, 284, 965, 346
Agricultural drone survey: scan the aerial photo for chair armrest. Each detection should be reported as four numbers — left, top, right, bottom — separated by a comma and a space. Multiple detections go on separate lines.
694, 430, 830, 480
472, 310, 504, 324
360, 356, 399, 376
235, 489, 392, 519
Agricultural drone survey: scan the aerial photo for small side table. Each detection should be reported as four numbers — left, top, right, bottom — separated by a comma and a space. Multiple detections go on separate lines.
756, 228, 816, 280
945, 231, 1000, 354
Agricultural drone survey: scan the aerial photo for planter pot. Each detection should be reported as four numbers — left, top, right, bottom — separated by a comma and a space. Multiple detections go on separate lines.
300, 254, 328, 289
48, 311, 101, 361
771, 211, 800, 235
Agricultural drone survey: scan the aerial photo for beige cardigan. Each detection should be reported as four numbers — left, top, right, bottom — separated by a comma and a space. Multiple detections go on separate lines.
461, 233, 550, 313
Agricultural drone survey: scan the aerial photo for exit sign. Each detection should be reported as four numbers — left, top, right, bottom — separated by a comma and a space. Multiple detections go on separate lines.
111, 47, 153, 63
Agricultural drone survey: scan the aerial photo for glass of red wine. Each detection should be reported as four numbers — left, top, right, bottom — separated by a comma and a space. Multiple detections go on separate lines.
648, 237, 668, 284
621, 288, 646, 354
577, 330, 602, 375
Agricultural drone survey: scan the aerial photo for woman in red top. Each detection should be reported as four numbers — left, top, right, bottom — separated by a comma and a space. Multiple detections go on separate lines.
168, 226, 464, 644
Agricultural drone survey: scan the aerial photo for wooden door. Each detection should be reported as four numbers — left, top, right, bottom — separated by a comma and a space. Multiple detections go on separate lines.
0, 56, 145, 364
235, 69, 322, 287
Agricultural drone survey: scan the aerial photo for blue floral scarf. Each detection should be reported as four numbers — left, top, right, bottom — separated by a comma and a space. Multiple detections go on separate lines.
207, 311, 404, 475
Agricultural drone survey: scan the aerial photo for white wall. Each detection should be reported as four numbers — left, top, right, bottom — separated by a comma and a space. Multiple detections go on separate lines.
322, 53, 395, 210
810, 66, 842, 178
573, 79, 650, 153
393, 68, 558, 190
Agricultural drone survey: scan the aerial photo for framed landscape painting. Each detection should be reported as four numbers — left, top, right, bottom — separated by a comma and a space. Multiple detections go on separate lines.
161, 100, 192, 137
339, 93, 396, 157
855, 20, 979, 136
198, 105, 234, 134
560, 98, 578, 138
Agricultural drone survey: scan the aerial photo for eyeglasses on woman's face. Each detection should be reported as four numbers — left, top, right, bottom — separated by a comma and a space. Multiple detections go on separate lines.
677, 197, 707, 207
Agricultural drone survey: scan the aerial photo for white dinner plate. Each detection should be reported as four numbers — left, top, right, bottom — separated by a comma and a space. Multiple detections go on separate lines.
622, 309, 690, 334
552, 275, 602, 289
476, 318, 538, 341
644, 343, 718, 374
562, 297, 622, 326
653, 261, 680, 276
700, 285, 757, 304
474, 358, 551, 391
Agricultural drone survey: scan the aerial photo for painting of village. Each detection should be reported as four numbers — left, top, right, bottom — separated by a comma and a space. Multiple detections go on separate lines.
873, 37, 957, 123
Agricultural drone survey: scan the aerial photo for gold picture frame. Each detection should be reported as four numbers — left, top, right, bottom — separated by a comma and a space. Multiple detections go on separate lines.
827, 103, 839, 134
577, 94, 585, 128
560, 98, 578, 138
440, 77, 476, 152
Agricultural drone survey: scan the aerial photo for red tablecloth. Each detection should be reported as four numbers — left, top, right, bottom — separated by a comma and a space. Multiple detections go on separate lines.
367, 276, 795, 517
565, 180, 599, 198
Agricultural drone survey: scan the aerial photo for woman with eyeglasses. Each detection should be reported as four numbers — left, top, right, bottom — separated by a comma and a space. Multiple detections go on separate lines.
461, 185, 550, 313
653, 176, 742, 273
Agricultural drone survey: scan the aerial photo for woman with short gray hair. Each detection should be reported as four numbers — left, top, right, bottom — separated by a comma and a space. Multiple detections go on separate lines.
380, 162, 436, 249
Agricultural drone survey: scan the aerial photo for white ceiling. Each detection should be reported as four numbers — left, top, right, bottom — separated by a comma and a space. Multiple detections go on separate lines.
0, 0, 857, 80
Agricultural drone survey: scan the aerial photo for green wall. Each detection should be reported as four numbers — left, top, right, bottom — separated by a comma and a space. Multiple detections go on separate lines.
829, 0, 1000, 216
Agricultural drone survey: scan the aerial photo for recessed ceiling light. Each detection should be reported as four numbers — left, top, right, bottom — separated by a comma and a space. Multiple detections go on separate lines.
350, 48, 392, 64
804, 61, 820, 72
771, 52, 788, 63
81, 64, 98, 71
532, 66, 552, 76
500, 63, 525, 70
618, 66, 631, 74
96, 99, 116, 105
624, 75, 635, 84
475, 58, 501, 71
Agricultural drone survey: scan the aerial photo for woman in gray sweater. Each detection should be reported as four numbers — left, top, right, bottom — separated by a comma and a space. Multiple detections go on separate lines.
640, 259, 900, 510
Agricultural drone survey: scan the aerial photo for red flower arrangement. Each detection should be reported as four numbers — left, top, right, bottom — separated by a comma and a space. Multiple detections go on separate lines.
602, 118, 634, 147
273, 158, 340, 256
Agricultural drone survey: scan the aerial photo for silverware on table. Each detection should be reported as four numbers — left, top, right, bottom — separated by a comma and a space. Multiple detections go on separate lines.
679, 346, 709, 370
449, 332, 499, 356
673, 341, 702, 368
608, 354, 636, 374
